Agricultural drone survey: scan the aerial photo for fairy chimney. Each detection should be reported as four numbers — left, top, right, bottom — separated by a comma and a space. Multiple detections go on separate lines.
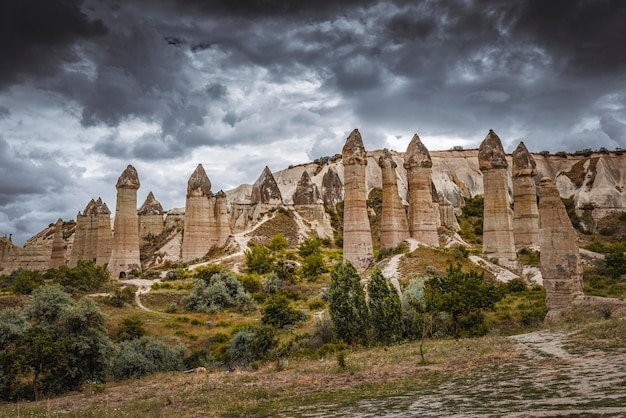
250, 166, 283, 205
321, 166, 343, 207
182, 164, 217, 262
512, 142, 540, 249
293, 171, 320, 205
50, 218, 65, 268
378, 149, 409, 249
478, 130, 516, 261
404, 134, 439, 247
342, 129, 373, 272
108, 165, 141, 279
138, 191, 164, 244
215, 190, 231, 248
94, 198, 112, 266
538, 177, 584, 318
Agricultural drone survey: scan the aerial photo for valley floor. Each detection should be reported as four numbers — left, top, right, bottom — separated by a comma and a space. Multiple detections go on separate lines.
2, 320, 626, 417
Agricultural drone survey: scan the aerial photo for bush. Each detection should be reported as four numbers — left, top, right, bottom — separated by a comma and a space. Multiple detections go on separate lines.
262, 271, 285, 293
228, 325, 278, 367
183, 270, 255, 314
308, 299, 325, 310
239, 274, 262, 293
269, 234, 289, 252
46, 259, 110, 292
368, 269, 402, 344
112, 337, 184, 379
301, 253, 327, 281
245, 245, 274, 274
9, 269, 45, 295
262, 293, 303, 328
299, 238, 322, 258
117, 315, 146, 341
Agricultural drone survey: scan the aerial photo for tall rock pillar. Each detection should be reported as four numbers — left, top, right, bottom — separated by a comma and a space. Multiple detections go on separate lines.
378, 149, 409, 249
182, 164, 216, 262
538, 177, 584, 318
50, 218, 65, 268
512, 142, 540, 249
95, 198, 112, 266
342, 129, 373, 272
138, 191, 165, 244
215, 190, 231, 248
478, 130, 516, 261
404, 134, 439, 247
108, 165, 141, 279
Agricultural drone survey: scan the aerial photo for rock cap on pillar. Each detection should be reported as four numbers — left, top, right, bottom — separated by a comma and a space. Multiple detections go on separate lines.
342, 129, 367, 166
478, 129, 508, 171
187, 164, 212, 197
512, 142, 537, 177
404, 134, 432, 169
116, 165, 140, 190
138, 191, 164, 215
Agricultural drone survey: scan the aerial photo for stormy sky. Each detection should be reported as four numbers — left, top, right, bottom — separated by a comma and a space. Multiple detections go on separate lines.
1, 0, 626, 244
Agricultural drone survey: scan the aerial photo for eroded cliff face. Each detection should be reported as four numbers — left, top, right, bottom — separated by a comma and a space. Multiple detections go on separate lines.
4, 147, 626, 275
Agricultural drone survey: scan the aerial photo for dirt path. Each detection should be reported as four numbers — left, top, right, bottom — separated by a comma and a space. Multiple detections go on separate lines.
286, 330, 626, 417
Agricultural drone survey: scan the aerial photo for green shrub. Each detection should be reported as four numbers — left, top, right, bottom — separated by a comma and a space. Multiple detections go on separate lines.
328, 262, 370, 345
269, 234, 289, 251
183, 270, 255, 314
8, 269, 45, 295
262, 293, 303, 328
308, 299, 325, 310
368, 269, 402, 344
239, 274, 262, 293
245, 245, 274, 274
299, 238, 322, 258
46, 259, 110, 292
112, 337, 184, 379
228, 325, 278, 367
117, 315, 146, 341
301, 253, 327, 281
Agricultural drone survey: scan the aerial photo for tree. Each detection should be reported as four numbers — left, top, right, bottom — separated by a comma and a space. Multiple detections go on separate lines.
301, 253, 327, 281
268, 234, 289, 251
367, 269, 402, 344
112, 337, 184, 379
117, 316, 146, 341
327, 262, 370, 345
262, 293, 302, 328
1, 285, 114, 400
424, 264, 502, 339
298, 238, 322, 258
245, 245, 274, 274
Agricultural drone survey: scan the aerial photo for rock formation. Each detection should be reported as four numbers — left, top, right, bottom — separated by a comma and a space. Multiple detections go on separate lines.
342, 129, 374, 272
215, 190, 231, 248
293, 171, 320, 205
50, 218, 65, 268
378, 149, 409, 249
512, 142, 540, 249
70, 198, 111, 266
138, 191, 164, 244
251, 166, 283, 205
182, 164, 217, 262
404, 134, 439, 247
478, 130, 516, 261
321, 166, 343, 207
294, 170, 334, 239
538, 177, 584, 318
108, 165, 141, 279
0, 236, 19, 274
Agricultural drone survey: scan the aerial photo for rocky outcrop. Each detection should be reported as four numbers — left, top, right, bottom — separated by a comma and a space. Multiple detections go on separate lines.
342, 129, 374, 272
321, 166, 343, 207
293, 171, 320, 205
109, 165, 141, 279
251, 166, 283, 205
404, 134, 439, 247
138, 191, 164, 244
538, 177, 584, 319
512, 142, 540, 249
215, 190, 231, 248
50, 218, 65, 268
182, 164, 217, 262
379, 149, 409, 249
479, 130, 516, 261
0, 236, 20, 273
69, 198, 111, 266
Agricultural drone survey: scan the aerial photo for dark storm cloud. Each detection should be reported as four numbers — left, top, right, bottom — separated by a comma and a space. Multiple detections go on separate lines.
0, 0, 107, 89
